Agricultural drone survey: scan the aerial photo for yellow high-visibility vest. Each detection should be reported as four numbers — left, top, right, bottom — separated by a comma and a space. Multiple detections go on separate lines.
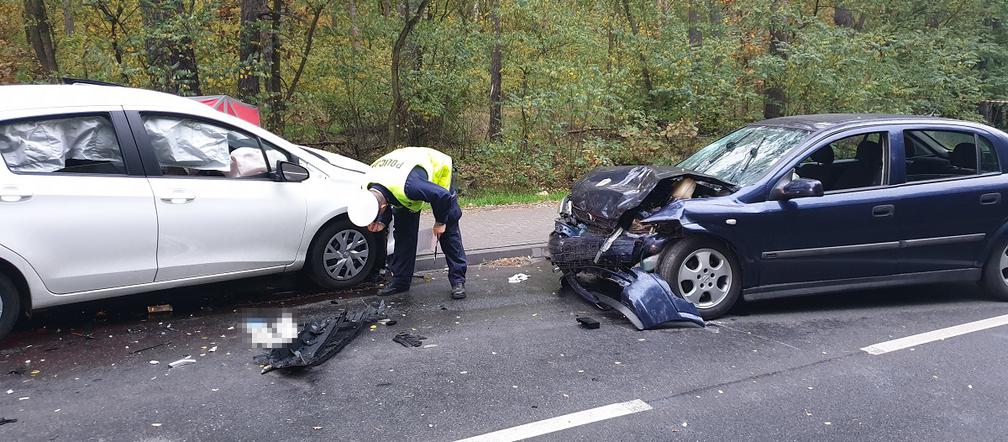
366, 147, 452, 212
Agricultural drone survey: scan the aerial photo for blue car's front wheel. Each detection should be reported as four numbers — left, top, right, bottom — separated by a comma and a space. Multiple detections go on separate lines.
658, 237, 741, 320
982, 238, 1008, 301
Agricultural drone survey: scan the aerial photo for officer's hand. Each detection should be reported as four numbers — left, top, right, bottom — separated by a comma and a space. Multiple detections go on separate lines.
368, 221, 386, 233
432, 222, 446, 239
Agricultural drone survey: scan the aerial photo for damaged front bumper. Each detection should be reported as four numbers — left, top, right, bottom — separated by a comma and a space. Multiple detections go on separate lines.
548, 217, 704, 329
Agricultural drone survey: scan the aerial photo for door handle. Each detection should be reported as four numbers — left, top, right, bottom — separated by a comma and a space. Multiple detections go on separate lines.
0, 185, 32, 202
160, 189, 196, 204
872, 204, 894, 218
981, 192, 1001, 205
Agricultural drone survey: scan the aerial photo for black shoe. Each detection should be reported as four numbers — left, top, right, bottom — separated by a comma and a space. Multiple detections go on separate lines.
379, 285, 409, 296
450, 284, 466, 300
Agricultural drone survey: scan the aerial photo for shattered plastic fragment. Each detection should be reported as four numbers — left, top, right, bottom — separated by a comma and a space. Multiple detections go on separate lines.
168, 357, 196, 368
508, 273, 530, 284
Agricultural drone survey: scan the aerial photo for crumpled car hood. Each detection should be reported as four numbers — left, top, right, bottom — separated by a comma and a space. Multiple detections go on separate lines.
568, 166, 734, 222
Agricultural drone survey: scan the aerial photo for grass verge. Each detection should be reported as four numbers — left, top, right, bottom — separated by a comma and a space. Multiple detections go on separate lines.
459, 189, 566, 207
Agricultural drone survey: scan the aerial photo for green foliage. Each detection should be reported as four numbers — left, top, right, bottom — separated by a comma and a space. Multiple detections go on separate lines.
3, 0, 1007, 197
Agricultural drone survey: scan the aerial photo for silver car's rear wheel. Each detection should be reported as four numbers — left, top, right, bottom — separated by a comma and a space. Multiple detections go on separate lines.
323, 229, 370, 281
676, 248, 733, 309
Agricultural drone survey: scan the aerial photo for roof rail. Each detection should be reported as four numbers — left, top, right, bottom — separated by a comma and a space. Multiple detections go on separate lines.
60, 77, 123, 87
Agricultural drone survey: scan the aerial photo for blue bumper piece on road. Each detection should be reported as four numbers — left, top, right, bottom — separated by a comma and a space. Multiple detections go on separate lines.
565, 268, 704, 330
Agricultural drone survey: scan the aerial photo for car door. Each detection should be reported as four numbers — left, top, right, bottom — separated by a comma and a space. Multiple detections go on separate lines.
0, 108, 157, 293
893, 126, 1008, 272
125, 110, 307, 282
757, 129, 901, 286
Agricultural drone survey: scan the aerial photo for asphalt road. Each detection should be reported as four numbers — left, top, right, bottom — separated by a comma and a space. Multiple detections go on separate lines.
2, 261, 1008, 441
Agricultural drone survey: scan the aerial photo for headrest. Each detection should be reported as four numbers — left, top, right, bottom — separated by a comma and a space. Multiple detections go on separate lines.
950, 142, 977, 169
810, 147, 834, 165
855, 140, 883, 164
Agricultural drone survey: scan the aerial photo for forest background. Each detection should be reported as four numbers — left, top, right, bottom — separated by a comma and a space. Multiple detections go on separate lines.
6, 0, 1008, 196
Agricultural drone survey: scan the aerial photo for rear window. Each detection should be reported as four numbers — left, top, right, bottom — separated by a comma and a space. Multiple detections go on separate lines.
0, 114, 126, 174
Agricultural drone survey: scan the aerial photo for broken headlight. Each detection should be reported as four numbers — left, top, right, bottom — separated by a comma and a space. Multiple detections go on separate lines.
628, 218, 656, 235
558, 195, 572, 216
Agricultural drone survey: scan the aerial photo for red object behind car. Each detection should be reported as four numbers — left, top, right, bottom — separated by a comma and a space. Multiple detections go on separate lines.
192, 95, 260, 126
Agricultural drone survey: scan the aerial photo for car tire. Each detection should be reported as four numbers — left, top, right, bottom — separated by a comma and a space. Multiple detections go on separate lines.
305, 219, 379, 290
982, 237, 1008, 301
657, 236, 742, 320
0, 274, 22, 340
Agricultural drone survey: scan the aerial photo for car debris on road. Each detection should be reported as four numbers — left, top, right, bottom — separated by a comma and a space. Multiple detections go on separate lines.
393, 333, 426, 347
253, 301, 387, 374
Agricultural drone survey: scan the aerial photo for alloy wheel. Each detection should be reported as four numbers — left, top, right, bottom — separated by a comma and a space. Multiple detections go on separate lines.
323, 229, 370, 281
676, 248, 733, 309
999, 244, 1008, 287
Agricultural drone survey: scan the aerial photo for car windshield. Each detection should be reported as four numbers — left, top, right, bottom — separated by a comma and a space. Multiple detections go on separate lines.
678, 126, 810, 186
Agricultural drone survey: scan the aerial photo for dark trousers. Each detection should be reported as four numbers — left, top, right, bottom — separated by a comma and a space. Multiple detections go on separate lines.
388, 206, 467, 289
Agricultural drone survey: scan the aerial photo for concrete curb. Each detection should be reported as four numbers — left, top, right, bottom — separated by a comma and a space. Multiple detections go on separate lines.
413, 241, 548, 272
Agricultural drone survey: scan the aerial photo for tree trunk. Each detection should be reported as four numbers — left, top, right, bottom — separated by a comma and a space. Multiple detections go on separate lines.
348, 0, 363, 50
708, 0, 722, 37
687, 1, 702, 46
286, 3, 324, 101
62, 0, 74, 36
387, 0, 430, 146
140, 0, 201, 95
619, 0, 653, 100
764, 0, 787, 119
833, 4, 855, 28
23, 0, 59, 76
264, 0, 283, 131
487, 1, 502, 142
238, 0, 266, 101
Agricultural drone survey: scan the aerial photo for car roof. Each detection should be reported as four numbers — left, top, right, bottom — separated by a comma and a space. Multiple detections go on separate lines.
753, 113, 973, 133
0, 84, 211, 113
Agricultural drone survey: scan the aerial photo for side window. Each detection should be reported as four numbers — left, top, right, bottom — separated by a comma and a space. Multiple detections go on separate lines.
0, 114, 127, 175
793, 131, 886, 192
141, 115, 281, 179
978, 136, 1000, 174
904, 130, 998, 181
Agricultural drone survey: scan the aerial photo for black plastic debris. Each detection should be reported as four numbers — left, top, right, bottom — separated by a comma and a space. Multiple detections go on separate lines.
576, 316, 600, 329
393, 333, 426, 347
253, 301, 387, 374
0, 417, 16, 426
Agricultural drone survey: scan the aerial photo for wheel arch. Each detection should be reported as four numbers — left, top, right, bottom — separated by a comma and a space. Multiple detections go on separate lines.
676, 226, 754, 288
0, 258, 31, 317
302, 213, 385, 279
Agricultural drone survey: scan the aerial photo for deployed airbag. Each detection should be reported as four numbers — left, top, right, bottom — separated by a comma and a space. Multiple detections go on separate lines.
143, 116, 230, 171
0, 116, 122, 172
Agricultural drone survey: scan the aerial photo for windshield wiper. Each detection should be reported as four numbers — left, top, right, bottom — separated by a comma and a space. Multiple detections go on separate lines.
727, 136, 767, 183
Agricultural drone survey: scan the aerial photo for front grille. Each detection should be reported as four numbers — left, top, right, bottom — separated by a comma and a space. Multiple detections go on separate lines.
548, 232, 606, 273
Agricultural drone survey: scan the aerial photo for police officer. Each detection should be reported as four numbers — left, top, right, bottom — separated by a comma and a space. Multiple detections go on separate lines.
347, 147, 467, 299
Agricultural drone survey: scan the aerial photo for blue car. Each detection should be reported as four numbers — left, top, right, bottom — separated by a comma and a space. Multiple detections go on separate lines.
549, 114, 1008, 324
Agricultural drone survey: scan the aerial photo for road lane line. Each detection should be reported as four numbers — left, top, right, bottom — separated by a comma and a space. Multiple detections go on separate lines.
862, 313, 1008, 355
454, 399, 652, 442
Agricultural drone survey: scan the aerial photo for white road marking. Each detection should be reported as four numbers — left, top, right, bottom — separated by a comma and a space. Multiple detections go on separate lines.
454, 399, 652, 442
862, 313, 1008, 355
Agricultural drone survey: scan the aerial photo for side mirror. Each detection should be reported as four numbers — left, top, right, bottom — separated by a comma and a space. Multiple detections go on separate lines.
770, 177, 823, 200
276, 161, 309, 182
